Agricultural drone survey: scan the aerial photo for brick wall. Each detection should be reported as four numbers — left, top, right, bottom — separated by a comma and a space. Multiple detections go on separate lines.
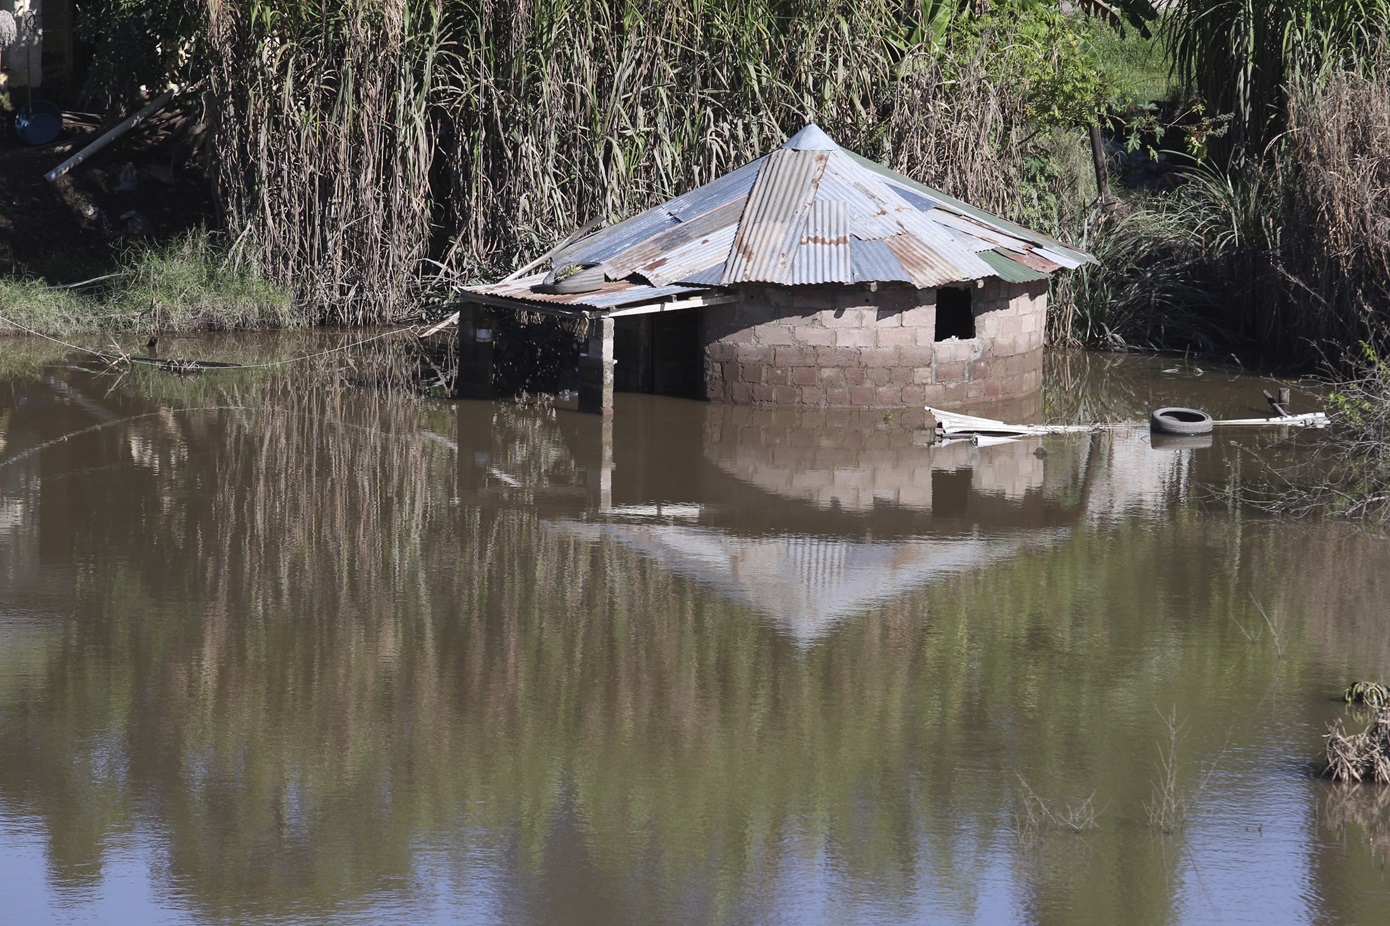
703, 279, 1045, 408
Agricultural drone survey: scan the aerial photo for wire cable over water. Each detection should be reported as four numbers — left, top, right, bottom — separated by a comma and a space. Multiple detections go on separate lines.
0, 312, 424, 371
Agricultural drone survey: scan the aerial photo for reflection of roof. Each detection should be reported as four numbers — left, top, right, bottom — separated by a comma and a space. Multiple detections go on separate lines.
550, 519, 1066, 644
463, 123, 1092, 312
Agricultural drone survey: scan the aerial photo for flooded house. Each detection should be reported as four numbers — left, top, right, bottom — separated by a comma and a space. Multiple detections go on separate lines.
453, 124, 1092, 416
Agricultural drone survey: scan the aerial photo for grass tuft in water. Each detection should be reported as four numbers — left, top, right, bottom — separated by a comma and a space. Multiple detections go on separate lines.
0, 230, 304, 338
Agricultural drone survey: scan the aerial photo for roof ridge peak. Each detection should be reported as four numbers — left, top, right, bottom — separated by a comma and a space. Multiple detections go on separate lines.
783, 123, 839, 151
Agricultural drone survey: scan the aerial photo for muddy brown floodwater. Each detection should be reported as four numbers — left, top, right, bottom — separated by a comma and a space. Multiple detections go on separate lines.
2, 336, 1389, 925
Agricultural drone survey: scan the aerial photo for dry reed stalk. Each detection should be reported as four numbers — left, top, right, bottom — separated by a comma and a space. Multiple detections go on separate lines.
1326, 708, 1390, 784
206, 1, 1068, 324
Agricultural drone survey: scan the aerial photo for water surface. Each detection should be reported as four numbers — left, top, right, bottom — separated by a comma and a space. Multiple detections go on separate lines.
1, 339, 1388, 924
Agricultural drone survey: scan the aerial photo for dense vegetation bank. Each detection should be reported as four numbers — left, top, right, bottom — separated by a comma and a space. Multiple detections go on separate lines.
3, 2, 1388, 370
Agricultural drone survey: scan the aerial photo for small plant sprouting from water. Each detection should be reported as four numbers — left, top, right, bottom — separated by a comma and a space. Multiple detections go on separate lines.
1013, 774, 1102, 842
1345, 681, 1390, 709
1146, 709, 1196, 835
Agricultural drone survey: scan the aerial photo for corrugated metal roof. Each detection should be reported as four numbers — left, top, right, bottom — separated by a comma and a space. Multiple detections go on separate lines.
849, 238, 913, 284
464, 123, 1094, 310
977, 249, 1052, 283
471, 274, 710, 310
723, 149, 829, 284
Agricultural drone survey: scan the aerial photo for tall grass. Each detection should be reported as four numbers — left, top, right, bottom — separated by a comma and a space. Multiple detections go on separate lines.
1165, 0, 1390, 162
208, 0, 444, 325
0, 231, 301, 337
1058, 47, 1390, 365
205, 1, 1099, 322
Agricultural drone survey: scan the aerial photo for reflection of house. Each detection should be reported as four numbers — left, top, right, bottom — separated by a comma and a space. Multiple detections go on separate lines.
552, 521, 1064, 644
456, 399, 1093, 642
453, 124, 1092, 415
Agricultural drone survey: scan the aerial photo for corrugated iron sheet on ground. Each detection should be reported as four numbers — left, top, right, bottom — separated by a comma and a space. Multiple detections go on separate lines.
464, 123, 1094, 309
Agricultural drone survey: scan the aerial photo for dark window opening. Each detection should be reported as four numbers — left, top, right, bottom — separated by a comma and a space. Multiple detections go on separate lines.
934, 287, 975, 341
931, 469, 971, 518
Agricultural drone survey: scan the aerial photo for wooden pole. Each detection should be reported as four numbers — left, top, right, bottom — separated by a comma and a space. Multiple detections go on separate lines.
1089, 123, 1111, 206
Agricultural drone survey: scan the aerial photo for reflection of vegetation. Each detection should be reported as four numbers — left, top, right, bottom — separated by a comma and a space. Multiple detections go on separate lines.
2, 355, 1389, 920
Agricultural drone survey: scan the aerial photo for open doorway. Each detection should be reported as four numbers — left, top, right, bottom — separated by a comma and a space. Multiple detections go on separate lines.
614, 311, 704, 399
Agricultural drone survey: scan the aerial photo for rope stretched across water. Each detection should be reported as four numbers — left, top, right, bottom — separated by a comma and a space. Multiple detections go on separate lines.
0, 312, 423, 371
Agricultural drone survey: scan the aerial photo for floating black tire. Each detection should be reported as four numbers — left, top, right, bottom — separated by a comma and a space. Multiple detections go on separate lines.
1150, 407, 1213, 436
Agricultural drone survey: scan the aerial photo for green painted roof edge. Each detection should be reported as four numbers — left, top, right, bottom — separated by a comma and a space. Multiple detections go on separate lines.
977, 249, 1052, 283
843, 149, 1095, 267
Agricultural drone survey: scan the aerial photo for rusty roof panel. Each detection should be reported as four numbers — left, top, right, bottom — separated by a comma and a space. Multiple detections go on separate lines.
723, 149, 828, 284
852, 149, 1093, 266
635, 222, 738, 286
678, 263, 728, 287
467, 123, 1094, 312
850, 238, 913, 284
977, 250, 1051, 283
605, 199, 745, 280
1030, 245, 1087, 270
790, 199, 852, 284
894, 208, 998, 276
930, 209, 1035, 252
999, 247, 1062, 274
884, 234, 991, 289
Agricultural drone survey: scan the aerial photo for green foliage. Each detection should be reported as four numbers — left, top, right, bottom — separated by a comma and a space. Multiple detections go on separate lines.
76, 0, 206, 107
1165, 0, 1390, 161
1345, 680, 1390, 708
203, 0, 1126, 319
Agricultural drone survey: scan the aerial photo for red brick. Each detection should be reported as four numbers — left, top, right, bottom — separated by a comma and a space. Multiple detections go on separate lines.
826, 387, 851, 406
850, 386, 877, 406
730, 383, 753, 403
889, 365, 917, 386
752, 384, 775, 402
767, 366, 789, 386
793, 366, 819, 386
819, 367, 846, 387
738, 364, 763, 384
901, 385, 926, 406
799, 386, 822, 404
867, 367, 892, 387
845, 367, 866, 386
